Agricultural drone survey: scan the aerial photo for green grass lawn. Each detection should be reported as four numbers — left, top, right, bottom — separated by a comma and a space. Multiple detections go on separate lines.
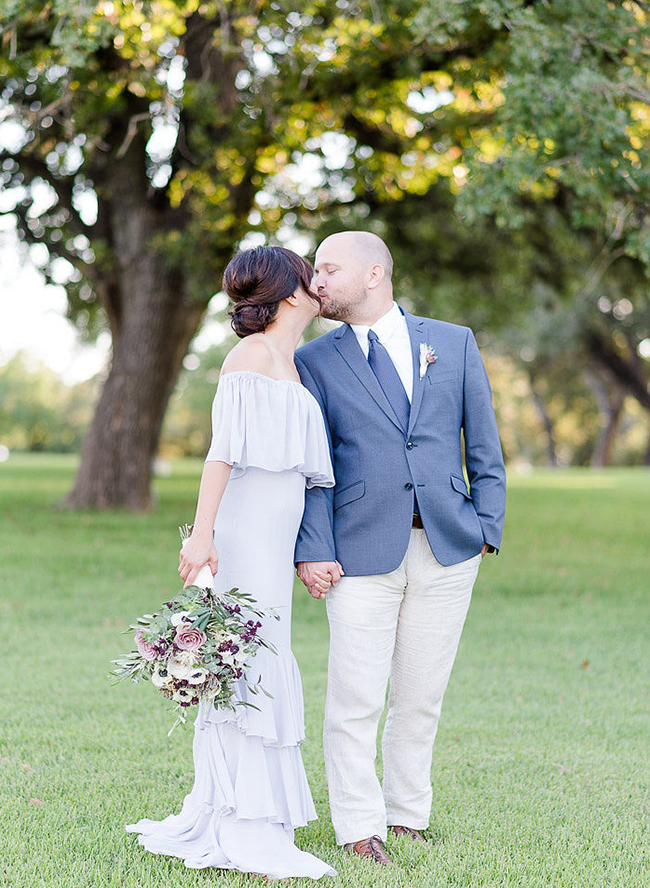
1, 455, 648, 887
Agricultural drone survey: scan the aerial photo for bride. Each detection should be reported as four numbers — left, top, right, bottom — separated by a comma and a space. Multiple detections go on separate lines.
126, 246, 336, 879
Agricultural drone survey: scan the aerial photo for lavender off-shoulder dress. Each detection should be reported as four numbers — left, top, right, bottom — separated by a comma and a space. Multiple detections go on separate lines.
126, 371, 336, 879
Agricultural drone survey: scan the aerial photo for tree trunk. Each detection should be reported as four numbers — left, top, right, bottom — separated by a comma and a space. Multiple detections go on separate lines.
585, 327, 650, 411
527, 371, 559, 467
591, 396, 624, 468
63, 275, 206, 511
63, 147, 208, 510
583, 368, 625, 467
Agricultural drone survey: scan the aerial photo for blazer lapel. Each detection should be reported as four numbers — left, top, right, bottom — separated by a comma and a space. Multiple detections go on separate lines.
404, 311, 428, 435
333, 324, 404, 432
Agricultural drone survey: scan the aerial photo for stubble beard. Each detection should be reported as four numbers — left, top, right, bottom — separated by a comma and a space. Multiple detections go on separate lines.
319, 286, 368, 323
320, 300, 348, 322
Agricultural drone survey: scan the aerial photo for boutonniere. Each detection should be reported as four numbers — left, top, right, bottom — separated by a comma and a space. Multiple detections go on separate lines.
419, 343, 437, 379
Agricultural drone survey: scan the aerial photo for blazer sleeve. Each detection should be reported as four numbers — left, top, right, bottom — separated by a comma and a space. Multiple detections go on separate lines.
462, 329, 507, 551
294, 356, 337, 564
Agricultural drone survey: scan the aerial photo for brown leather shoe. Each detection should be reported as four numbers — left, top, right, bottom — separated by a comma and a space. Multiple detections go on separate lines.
389, 825, 426, 842
343, 835, 393, 866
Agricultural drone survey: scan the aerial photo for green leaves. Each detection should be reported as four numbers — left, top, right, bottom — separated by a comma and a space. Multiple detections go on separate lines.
2, 0, 648, 479
4, 0, 649, 286
422, 0, 650, 261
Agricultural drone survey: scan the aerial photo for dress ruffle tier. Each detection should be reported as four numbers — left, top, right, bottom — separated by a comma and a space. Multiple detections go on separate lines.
205, 371, 334, 489
126, 648, 334, 878
126, 371, 335, 879
126, 662, 330, 876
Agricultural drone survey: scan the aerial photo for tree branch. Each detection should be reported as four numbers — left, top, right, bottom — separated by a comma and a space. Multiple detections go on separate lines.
585, 327, 650, 411
2, 149, 91, 235
116, 113, 152, 160
342, 112, 408, 155
11, 201, 95, 279
173, 11, 243, 172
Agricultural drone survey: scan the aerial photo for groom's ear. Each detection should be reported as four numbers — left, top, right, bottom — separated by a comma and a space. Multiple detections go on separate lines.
366, 263, 385, 289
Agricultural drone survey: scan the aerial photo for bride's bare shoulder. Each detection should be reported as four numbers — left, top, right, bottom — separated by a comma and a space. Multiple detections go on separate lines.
220, 336, 275, 376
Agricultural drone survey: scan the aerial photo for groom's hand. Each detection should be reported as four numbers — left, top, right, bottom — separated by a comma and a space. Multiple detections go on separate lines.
297, 561, 344, 599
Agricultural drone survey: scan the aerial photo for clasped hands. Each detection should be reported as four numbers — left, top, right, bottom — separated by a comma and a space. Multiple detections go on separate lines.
296, 561, 345, 600
182, 546, 486, 597
299, 545, 490, 599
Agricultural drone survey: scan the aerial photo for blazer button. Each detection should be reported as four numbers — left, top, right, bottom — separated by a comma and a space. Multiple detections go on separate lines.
406, 441, 414, 450
404, 482, 414, 490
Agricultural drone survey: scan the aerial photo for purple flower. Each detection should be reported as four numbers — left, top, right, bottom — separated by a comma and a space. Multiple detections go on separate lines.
152, 638, 169, 656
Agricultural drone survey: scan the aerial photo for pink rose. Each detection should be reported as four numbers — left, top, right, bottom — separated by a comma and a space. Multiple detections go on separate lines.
175, 625, 207, 652
135, 629, 158, 662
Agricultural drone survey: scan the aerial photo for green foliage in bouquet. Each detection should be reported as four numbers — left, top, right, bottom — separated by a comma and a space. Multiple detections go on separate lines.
111, 526, 277, 733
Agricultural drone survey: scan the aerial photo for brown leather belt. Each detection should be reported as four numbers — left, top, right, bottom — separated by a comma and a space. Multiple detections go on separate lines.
412, 513, 424, 529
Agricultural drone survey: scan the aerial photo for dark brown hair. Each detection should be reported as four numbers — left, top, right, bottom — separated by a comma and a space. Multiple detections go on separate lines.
223, 246, 319, 338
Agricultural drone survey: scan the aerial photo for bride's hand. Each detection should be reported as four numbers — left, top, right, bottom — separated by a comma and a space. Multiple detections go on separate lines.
179, 532, 219, 586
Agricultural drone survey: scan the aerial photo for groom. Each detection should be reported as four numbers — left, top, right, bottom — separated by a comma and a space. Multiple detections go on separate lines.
294, 231, 506, 865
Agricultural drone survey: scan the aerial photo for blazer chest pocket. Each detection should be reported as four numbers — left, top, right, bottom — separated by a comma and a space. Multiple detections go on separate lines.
333, 480, 365, 511
425, 371, 459, 386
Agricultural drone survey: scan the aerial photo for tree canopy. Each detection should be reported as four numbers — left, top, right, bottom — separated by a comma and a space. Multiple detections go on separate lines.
1, 0, 648, 506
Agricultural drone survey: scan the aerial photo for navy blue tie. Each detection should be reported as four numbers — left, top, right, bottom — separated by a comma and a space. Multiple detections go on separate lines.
367, 329, 410, 432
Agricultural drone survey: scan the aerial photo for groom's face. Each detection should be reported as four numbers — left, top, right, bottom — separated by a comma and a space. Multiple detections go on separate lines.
312, 237, 370, 323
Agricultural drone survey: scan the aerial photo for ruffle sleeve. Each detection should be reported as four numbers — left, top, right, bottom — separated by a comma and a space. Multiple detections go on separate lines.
205, 371, 334, 489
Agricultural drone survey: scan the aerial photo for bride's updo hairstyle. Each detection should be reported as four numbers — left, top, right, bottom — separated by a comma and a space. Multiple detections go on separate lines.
223, 246, 319, 338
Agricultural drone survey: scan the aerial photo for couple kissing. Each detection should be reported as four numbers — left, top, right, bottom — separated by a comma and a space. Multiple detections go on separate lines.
126, 231, 506, 878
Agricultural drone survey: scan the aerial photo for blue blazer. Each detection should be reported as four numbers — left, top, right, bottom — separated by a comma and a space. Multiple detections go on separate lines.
294, 309, 506, 575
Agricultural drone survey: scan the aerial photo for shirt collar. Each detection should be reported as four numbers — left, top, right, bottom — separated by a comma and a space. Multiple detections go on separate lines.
350, 302, 406, 342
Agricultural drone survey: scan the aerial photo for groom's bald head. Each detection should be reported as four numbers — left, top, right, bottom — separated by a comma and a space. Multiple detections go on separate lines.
318, 231, 393, 280
313, 231, 395, 324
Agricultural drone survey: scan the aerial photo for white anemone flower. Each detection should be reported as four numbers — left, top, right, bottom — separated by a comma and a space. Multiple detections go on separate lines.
187, 667, 208, 685
172, 687, 195, 703
170, 610, 192, 627
151, 664, 173, 688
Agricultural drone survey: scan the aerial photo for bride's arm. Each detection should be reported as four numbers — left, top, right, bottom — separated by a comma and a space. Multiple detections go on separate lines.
179, 459, 232, 585
181, 341, 277, 586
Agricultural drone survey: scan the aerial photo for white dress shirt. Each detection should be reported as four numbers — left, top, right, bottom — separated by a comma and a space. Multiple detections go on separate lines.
350, 302, 414, 402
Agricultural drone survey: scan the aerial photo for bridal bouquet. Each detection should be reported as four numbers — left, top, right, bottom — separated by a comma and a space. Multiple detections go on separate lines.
111, 526, 276, 732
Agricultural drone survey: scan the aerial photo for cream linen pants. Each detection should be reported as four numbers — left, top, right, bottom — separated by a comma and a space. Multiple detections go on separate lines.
324, 528, 481, 845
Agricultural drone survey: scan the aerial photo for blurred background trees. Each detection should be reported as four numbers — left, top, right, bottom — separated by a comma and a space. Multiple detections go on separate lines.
1, 0, 649, 508
0, 352, 96, 452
